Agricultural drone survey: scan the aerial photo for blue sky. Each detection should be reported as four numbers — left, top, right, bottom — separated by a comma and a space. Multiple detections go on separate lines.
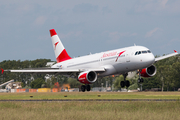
0, 0, 180, 62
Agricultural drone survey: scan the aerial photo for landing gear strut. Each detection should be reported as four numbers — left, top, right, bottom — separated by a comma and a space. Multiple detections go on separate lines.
137, 70, 144, 83
81, 84, 91, 92
120, 73, 130, 88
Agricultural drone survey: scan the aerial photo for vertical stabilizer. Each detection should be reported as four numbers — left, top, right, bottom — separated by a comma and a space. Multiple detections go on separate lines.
50, 29, 72, 63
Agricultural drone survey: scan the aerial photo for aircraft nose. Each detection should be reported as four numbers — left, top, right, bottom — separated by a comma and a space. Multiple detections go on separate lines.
142, 53, 155, 65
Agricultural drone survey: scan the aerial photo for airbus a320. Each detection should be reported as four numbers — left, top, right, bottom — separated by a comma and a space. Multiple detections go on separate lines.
3, 29, 178, 92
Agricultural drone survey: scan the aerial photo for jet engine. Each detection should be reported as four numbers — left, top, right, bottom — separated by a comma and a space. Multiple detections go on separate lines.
78, 71, 97, 84
140, 65, 157, 77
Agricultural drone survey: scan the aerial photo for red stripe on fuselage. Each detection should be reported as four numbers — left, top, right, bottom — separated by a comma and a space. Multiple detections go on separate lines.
56, 49, 72, 63
50, 29, 57, 37
115, 51, 126, 62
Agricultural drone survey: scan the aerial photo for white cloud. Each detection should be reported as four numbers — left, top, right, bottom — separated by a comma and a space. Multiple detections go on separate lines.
160, 0, 168, 8
60, 31, 83, 40
108, 32, 120, 43
133, 0, 180, 15
0, 1, 179, 61
107, 32, 137, 43
130, 33, 137, 36
145, 28, 161, 38
102, 6, 112, 14
16, 4, 34, 13
159, 38, 180, 50
34, 16, 47, 26
73, 3, 98, 13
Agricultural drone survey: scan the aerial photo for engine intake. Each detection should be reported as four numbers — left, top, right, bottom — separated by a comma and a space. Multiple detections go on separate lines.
140, 65, 157, 77
78, 71, 97, 84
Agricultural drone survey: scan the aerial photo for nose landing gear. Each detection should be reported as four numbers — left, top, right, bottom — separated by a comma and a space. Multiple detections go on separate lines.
137, 70, 144, 83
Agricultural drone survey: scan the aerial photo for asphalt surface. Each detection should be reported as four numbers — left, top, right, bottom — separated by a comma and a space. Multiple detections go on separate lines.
0, 99, 179, 102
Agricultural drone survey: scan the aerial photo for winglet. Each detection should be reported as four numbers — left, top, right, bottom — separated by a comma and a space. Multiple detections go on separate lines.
1, 68, 4, 74
174, 50, 177, 53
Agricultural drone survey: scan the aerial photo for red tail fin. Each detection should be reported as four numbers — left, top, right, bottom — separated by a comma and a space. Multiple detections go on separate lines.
50, 29, 72, 63
1, 68, 4, 74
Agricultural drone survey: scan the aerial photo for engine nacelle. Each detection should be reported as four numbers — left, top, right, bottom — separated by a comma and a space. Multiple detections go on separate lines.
140, 65, 157, 77
78, 71, 97, 84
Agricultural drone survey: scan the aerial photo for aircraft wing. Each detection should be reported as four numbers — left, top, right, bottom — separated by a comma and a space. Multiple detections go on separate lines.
155, 50, 179, 62
7, 68, 105, 74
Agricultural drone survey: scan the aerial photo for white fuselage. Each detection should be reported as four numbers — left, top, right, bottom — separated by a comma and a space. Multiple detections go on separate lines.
51, 46, 155, 76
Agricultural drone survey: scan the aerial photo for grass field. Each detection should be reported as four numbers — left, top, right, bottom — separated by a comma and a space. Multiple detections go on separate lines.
0, 92, 180, 100
1, 92, 180, 120
0, 101, 180, 120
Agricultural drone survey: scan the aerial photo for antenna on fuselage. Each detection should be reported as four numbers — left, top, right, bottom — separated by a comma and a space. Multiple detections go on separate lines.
134, 43, 136, 46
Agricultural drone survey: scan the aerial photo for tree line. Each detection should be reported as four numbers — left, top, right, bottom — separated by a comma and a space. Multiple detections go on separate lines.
0, 54, 180, 91
113, 54, 180, 91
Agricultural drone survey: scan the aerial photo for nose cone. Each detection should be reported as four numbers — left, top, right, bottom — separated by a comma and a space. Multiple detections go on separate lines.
143, 53, 155, 65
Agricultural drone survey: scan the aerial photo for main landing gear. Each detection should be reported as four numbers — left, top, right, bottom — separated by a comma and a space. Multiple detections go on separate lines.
81, 84, 91, 92
120, 73, 130, 88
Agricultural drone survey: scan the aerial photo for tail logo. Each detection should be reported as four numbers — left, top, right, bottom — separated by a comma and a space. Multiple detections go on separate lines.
54, 42, 59, 50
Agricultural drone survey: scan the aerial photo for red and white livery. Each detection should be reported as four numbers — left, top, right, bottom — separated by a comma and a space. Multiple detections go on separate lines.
50, 29, 71, 63
6, 29, 179, 92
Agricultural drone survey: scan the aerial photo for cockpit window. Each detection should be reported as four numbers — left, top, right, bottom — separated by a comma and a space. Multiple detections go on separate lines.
142, 51, 147, 53
135, 50, 151, 55
135, 52, 138, 55
147, 50, 151, 53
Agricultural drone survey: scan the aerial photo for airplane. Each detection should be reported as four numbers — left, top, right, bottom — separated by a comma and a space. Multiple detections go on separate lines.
3, 29, 178, 92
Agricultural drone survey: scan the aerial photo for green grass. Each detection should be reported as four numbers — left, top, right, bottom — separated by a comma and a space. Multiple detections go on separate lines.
0, 92, 180, 100
1, 92, 180, 120
0, 101, 180, 120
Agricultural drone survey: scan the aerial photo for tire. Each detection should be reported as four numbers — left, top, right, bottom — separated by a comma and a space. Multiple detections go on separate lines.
86, 85, 91, 91
120, 81, 125, 88
140, 78, 144, 83
125, 80, 130, 88
81, 85, 86, 92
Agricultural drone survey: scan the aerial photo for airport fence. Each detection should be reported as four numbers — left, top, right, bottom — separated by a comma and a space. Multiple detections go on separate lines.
0, 87, 114, 93
0, 88, 80, 93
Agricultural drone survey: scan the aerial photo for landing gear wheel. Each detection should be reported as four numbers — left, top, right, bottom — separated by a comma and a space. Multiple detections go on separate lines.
86, 85, 91, 91
138, 78, 144, 83
81, 85, 86, 92
138, 78, 141, 83
125, 80, 130, 88
120, 81, 125, 88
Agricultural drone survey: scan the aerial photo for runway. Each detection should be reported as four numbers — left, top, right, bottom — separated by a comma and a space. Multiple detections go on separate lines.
0, 99, 179, 102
